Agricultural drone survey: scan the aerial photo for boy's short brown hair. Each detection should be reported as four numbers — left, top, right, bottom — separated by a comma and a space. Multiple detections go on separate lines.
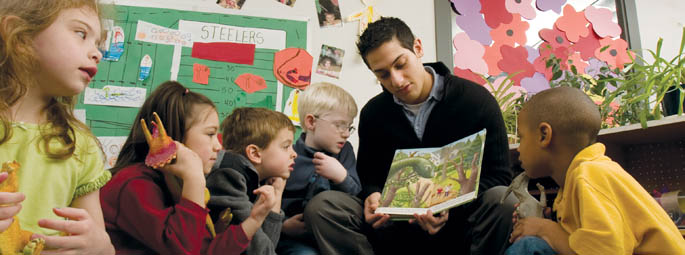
221, 107, 295, 156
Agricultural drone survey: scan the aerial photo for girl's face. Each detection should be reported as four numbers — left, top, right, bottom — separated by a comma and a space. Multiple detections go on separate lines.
183, 105, 222, 174
32, 7, 103, 98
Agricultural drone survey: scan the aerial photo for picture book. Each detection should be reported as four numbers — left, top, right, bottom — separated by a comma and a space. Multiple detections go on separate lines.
375, 129, 487, 220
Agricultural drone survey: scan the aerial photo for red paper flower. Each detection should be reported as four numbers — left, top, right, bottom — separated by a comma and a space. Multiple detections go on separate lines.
539, 27, 571, 49
555, 4, 589, 42
570, 24, 601, 61
453, 66, 487, 85
595, 38, 633, 70
533, 43, 570, 80
489, 14, 529, 47
480, 0, 513, 29
497, 45, 536, 85
505, 0, 536, 20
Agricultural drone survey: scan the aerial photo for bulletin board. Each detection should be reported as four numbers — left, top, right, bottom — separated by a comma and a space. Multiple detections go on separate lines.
77, 1, 308, 138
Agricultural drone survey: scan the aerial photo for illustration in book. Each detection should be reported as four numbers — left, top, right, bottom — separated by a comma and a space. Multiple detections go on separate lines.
375, 129, 486, 219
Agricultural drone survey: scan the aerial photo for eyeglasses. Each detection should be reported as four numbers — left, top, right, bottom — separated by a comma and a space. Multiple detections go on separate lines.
314, 115, 356, 135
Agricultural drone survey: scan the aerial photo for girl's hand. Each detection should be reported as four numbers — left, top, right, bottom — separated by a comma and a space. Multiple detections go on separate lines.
0, 172, 25, 232
159, 142, 204, 183
34, 207, 114, 255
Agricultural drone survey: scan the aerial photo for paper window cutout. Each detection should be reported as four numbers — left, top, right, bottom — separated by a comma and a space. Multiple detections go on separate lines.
489, 14, 529, 47
539, 27, 571, 49
453, 66, 487, 85
521, 72, 551, 95
505, 0, 536, 20
570, 24, 602, 61
497, 45, 535, 85
452, 33, 488, 74
585, 6, 622, 38
535, 0, 566, 13
480, 0, 513, 29
595, 37, 633, 70
555, 5, 589, 42
452, 0, 493, 46
484, 44, 503, 76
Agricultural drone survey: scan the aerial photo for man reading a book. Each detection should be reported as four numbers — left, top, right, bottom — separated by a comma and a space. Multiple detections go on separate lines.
305, 17, 517, 254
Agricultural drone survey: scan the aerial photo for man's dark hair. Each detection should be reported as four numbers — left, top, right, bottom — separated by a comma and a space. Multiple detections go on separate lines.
356, 17, 415, 66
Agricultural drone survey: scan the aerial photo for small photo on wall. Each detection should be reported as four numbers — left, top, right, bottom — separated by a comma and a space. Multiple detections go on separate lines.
275, 0, 296, 7
316, 44, 344, 79
217, 0, 246, 10
316, 0, 342, 28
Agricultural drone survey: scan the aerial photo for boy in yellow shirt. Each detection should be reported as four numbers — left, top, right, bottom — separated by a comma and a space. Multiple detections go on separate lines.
508, 87, 685, 254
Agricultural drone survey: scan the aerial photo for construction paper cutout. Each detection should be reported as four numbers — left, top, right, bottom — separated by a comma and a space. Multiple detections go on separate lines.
532, 54, 553, 80
505, 0, 536, 20
453, 33, 488, 74
497, 45, 536, 85
535, 0, 565, 13
484, 44, 503, 76
273, 48, 313, 89
555, 5, 589, 42
453, 66, 487, 85
568, 52, 588, 75
486, 76, 528, 111
104, 25, 124, 61
191, 42, 256, 65
283, 89, 300, 125
570, 24, 601, 61
525, 46, 539, 64
234, 73, 267, 94
135, 20, 192, 47
585, 6, 621, 38
585, 58, 618, 91
539, 27, 571, 49
345, 5, 380, 35
480, 0, 513, 29
489, 14, 529, 47
452, 0, 492, 46
595, 38, 633, 70
521, 72, 551, 95
193, 63, 210, 85
139, 54, 152, 81
534, 43, 570, 80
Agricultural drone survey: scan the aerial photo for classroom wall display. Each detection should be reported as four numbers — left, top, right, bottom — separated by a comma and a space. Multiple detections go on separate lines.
79, 0, 308, 138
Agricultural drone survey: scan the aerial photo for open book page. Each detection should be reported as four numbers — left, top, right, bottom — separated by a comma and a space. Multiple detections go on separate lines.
375, 129, 487, 219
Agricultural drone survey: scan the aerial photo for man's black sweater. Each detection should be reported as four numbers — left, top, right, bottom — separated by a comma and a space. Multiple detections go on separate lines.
357, 62, 512, 199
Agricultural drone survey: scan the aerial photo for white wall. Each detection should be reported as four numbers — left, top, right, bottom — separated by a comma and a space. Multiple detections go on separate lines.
195, 0, 436, 151
634, 0, 685, 62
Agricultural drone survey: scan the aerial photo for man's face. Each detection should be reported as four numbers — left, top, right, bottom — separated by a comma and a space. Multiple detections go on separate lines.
365, 38, 431, 104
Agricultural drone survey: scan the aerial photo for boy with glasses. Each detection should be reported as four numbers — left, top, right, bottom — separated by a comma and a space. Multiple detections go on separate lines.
277, 82, 362, 255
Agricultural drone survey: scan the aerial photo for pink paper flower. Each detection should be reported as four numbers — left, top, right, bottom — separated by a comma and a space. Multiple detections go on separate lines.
570, 24, 602, 61
505, 0, 536, 20
453, 0, 493, 46
497, 45, 536, 85
585, 6, 622, 38
555, 4, 589, 42
484, 44, 503, 76
453, 33, 488, 74
595, 38, 634, 70
489, 14, 529, 47
535, 0, 566, 14
539, 27, 571, 49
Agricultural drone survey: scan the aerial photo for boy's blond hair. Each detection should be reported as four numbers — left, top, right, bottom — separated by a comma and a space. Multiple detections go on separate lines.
221, 107, 294, 157
298, 82, 358, 131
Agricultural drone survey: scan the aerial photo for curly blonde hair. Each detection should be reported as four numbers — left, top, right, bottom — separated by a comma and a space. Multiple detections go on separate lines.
0, 0, 106, 159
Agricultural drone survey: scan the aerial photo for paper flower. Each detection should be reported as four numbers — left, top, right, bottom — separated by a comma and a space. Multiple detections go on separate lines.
453, 33, 488, 74
141, 112, 177, 169
568, 52, 588, 75
497, 45, 536, 85
480, 0, 513, 29
585, 58, 618, 92
521, 72, 551, 95
453, 66, 487, 85
484, 44, 503, 75
570, 24, 602, 61
595, 38, 633, 70
453, 0, 493, 46
585, 6, 622, 38
555, 5, 589, 42
539, 27, 571, 49
505, 0, 536, 20
535, 0, 566, 13
489, 14, 529, 47
533, 43, 570, 80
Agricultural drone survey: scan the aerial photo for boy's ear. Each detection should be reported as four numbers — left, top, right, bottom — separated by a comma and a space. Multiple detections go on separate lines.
538, 122, 552, 147
244, 144, 262, 164
303, 114, 316, 131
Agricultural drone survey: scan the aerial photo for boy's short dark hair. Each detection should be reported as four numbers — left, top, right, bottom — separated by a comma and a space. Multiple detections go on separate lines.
356, 17, 415, 66
221, 107, 294, 157
521, 87, 602, 148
